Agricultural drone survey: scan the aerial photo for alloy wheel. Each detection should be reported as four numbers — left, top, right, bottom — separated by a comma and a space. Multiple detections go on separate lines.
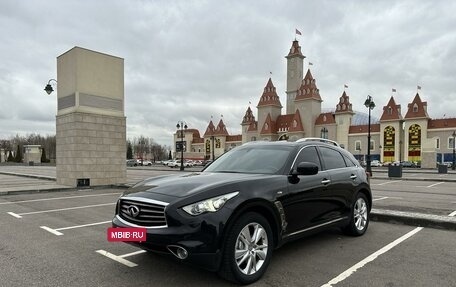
354, 197, 368, 231
234, 222, 269, 275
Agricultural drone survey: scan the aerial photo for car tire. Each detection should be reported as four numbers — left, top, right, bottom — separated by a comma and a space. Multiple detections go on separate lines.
218, 212, 273, 284
343, 193, 369, 236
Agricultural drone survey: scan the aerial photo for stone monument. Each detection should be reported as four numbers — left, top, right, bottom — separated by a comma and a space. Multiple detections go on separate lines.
56, 47, 126, 187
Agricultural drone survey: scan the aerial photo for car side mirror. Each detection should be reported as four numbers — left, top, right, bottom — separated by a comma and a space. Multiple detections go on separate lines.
288, 162, 319, 184
296, 162, 319, 175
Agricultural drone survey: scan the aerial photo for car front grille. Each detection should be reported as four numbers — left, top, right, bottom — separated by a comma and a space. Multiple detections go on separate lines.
118, 198, 167, 228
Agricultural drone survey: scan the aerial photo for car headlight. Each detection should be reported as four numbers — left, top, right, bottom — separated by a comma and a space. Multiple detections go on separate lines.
182, 192, 239, 216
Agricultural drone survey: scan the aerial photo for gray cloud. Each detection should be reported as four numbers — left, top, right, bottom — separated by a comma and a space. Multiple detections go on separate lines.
1, 0, 455, 145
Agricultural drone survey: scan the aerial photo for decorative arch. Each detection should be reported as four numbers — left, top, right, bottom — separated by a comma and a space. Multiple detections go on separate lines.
408, 124, 421, 162
383, 126, 395, 162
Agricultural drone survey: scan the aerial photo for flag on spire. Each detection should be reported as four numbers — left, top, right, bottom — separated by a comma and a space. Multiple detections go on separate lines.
392, 88, 396, 92
344, 84, 348, 89
417, 85, 422, 90
308, 62, 313, 66
295, 29, 302, 35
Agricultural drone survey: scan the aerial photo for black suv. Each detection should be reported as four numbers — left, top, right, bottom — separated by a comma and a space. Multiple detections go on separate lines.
112, 139, 371, 284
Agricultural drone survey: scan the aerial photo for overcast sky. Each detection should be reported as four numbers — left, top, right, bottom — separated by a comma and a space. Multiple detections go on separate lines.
1, 0, 455, 147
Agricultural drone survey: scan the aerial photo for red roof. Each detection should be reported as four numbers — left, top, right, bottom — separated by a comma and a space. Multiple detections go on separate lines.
214, 119, 229, 136
315, 112, 336, 125
203, 120, 216, 136
404, 93, 429, 119
275, 110, 304, 133
257, 78, 282, 108
295, 69, 322, 101
428, 118, 456, 129
260, 113, 276, 135
185, 129, 201, 139
226, 135, 242, 142
349, 124, 380, 134
286, 40, 305, 59
242, 106, 255, 125
192, 138, 204, 144
380, 96, 402, 121
335, 91, 353, 114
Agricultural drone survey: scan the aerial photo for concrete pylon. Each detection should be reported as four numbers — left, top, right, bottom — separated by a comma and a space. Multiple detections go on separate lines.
56, 47, 126, 187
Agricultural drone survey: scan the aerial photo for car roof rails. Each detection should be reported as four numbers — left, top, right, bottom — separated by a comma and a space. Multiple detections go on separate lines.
296, 137, 341, 147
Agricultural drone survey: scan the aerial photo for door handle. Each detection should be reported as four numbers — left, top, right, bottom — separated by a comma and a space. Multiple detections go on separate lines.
321, 179, 331, 185
350, 175, 357, 180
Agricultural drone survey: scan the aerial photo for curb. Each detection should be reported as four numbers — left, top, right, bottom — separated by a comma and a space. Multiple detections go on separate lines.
0, 171, 56, 181
370, 208, 456, 231
371, 176, 456, 183
0, 184, 129, 196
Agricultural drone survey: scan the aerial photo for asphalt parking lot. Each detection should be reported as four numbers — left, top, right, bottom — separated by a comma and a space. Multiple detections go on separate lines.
0, 166, 455, 286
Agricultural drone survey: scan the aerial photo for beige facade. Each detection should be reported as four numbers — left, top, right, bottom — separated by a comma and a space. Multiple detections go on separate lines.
56, 47, 126, 187
23, 145, 42, 164
173, 40, 456, 167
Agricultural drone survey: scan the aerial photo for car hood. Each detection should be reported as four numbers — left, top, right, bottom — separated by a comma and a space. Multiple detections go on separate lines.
126, 172, 267, 198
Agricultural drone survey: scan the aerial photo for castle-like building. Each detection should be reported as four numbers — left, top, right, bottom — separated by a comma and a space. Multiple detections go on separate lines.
174, 40, 456, 168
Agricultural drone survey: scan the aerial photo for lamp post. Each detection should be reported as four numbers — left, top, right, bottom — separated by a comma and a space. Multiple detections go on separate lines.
379, 145, 382, 163
176, 121, 187, 171
364, 95, 375, 175
211, 136, 215, 161
452, 131, 456, 170
44, 79, 57, 95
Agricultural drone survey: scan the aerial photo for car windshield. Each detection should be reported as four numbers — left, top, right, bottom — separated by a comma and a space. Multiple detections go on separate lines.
204, 145, 292, 174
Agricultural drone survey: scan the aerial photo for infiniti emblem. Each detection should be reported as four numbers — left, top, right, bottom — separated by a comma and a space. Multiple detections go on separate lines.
126, 205, 140, 217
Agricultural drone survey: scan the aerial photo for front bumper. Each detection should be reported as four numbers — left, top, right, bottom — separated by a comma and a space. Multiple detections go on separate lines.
112, 214, 224, 272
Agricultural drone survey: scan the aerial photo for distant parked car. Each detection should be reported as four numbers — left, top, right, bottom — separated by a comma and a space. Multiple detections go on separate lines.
371, 160, 382, 167
126, 159, 137, 167
400, 161, 416, 168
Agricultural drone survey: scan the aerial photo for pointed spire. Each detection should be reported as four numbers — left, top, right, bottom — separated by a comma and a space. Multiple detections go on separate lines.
203, 120, 216, 137
404, 93, 429, 119
335, 90, 353, 114
214, 119, 229, 136
257, 78, 282, 108
295, 69, 322, 101
380, 96, 402, 121
286, 40, 305, 59
242, 106, 256, 125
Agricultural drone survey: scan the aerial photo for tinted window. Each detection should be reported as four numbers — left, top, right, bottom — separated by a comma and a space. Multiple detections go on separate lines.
204, 145, 292, 174
343, 154, 356, 167
319, 147, 346, 170
294, 146, 321, 171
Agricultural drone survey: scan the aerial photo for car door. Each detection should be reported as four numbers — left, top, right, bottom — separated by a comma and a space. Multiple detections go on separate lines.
280, 146, 332, 234
317, 146, 355, 221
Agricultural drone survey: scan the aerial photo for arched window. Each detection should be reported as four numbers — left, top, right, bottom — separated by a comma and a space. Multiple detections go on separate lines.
413, 103, 418, 112
320, 127, 328, 139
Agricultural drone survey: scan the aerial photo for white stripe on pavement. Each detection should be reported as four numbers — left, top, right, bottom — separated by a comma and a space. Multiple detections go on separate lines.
96, 250, 138, 267
376, 180, 401, 186
321, 227, 423, 287
41, 221, 112, 236
7, 212, 22, 218
427, 182, 444, 188
449, 211, 456, 217
373, 197, 389, 201
14, 203, 115, 217
118, 250, 147, 258
40, 226, 64, 236
0, 192, 121, 205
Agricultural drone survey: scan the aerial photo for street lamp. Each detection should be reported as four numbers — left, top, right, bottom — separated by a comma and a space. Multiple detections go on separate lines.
452, 131, 456, 170
364, 95, 375, 175
176, 121, 187, 171
44, 79, 57, 95
211, 136, 215, 161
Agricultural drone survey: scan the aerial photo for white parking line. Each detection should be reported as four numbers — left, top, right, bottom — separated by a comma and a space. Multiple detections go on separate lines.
321, 227, 423, 287
426, 182, 444, 188
376, 180, 402, 186
96, 249, 146, 267
8, 203, 115, 218
373, 197, 389, 202
449, 211, 456, 217
41, 220, 111, 236
0, 192, 121, 205
118, 250, 147, 258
